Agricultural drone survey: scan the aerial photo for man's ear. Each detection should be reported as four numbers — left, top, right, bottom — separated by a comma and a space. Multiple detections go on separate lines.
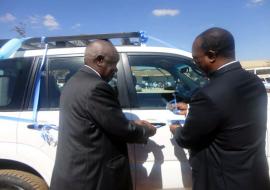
207, 50, 216, 63
96, 55, 105, 67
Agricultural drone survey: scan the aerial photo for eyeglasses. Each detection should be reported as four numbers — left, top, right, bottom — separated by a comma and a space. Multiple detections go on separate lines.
192, 55, 204, 65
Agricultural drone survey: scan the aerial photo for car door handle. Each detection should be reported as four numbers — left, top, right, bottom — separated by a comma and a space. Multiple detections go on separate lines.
27, 123, 58, 146
27, 123, 58, 130
150, 122, 166, 128
27, 124, 44, 130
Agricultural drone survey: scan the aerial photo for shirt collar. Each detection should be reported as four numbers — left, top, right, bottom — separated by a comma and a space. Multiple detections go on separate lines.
84, 65, 101, 78
217, 60, 238, 70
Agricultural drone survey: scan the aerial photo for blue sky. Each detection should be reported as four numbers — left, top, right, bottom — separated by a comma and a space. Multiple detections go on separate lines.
0, 0, 269, 60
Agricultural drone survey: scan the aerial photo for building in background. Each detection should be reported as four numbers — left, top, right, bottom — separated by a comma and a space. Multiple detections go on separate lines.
241, 60, 270, 91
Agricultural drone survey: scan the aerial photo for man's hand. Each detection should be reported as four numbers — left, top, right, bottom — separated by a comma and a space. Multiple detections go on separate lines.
167, 102, 188, 116
131, 120, 156, 137
177, 102, 188, 110
177, 102, 188, 116
170, 124, 181, 134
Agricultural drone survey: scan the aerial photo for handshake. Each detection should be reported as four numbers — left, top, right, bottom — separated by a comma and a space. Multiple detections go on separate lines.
131, 102, 189, 138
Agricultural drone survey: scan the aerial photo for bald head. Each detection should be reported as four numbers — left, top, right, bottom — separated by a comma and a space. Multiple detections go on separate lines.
84, 40, 119, 81
84, 40, 119, 66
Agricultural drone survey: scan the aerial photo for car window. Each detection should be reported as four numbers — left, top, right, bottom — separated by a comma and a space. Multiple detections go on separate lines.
256, 69, 270, 75
39, 56, 84, 109
0, 57, 33, 110
39, 56, 119, 109
128, 54, 207, 108
246, 69, 255, 74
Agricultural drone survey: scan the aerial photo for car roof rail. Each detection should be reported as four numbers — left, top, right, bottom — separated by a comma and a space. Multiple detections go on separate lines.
0, 31, 148, 51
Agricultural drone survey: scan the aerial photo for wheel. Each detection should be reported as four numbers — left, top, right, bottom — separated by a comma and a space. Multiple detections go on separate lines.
0, 170, 48, 190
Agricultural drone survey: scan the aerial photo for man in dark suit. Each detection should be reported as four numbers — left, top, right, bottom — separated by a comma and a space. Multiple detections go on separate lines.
170, 27, 270, 190
50, 40, 156, 190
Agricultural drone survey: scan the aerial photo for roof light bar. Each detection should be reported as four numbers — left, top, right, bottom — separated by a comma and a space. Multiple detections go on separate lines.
0, 31, 148, 57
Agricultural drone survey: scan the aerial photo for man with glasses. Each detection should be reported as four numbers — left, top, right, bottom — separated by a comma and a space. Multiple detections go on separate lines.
170, 27, 270, 190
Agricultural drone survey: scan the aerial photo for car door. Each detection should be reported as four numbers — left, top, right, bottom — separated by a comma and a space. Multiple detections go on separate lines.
122, 53, 207, 190
0, 57, 34, 161
17, 55, 88, 183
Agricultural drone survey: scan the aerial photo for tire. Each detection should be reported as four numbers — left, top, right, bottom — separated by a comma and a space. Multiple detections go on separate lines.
0, 170, 48, 190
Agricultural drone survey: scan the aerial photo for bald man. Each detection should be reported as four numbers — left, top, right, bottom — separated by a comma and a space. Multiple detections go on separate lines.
50, 40, 156, 190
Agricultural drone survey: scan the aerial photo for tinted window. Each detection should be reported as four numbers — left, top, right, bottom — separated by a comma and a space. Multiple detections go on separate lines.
39, 56, 119, 109
246, 69, 255, 74
128, 55, 207, 108
256, 69, 270, 75
0, 57, 33, 110
39, 57, 84, 109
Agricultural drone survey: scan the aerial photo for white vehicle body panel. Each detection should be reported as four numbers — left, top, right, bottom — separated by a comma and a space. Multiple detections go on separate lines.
129, 109, 191, 189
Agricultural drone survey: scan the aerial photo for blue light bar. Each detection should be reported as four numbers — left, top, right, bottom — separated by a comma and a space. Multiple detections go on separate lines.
139, 31, 148, 45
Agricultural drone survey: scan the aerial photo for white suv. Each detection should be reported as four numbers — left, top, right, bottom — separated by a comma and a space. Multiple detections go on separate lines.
0, 32, 267, 190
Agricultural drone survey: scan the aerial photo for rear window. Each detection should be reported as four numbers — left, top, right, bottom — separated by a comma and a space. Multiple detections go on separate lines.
0, 57, 33, 111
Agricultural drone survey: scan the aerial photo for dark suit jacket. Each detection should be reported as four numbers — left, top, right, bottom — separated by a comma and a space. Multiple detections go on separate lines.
50, 66, 149, 190
174, 62, 270, 190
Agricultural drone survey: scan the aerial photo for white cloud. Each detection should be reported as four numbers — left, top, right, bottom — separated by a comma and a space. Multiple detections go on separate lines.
251, 0, 264, 3
26, 15, 43, 29
152, 9, 180, 17
0, 13, 16, 22
28, 15, 40, 24
43, 14, 59, 30
71, 23, 81, 30
247, 0, 264, 6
